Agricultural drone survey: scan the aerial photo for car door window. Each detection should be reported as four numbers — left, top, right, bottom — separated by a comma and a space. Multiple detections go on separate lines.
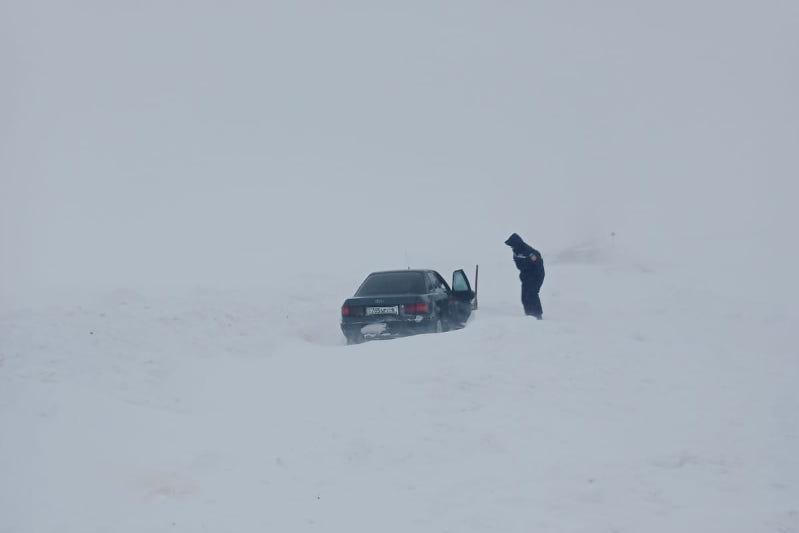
431, 272, 450, 293
425, 273, 438, 293
452, 270, 471, 292
425, 273, 440, 294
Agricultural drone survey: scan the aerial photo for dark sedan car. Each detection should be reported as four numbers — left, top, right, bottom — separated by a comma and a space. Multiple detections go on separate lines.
341, 269, 475, 344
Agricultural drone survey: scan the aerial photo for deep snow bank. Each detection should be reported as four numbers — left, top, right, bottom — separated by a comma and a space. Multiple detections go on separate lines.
1, 252, 796, 533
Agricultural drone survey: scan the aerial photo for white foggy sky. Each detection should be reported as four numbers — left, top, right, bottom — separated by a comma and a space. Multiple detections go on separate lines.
1, 0, 797, 296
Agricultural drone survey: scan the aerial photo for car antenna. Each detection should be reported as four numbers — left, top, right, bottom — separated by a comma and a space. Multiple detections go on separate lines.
405, 250, 410, 269
473, 264, 479, 310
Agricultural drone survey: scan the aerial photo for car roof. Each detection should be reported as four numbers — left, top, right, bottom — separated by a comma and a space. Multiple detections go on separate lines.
368, 269, 435, 275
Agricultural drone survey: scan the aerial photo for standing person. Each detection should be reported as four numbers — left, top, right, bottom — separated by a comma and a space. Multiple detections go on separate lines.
504, 233, 545, 319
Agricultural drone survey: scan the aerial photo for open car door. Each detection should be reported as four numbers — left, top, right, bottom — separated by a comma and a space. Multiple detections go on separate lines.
450, 269, 475, 327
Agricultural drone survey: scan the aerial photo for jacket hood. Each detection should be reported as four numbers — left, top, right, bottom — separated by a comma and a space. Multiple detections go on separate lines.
504, 233, 524, 248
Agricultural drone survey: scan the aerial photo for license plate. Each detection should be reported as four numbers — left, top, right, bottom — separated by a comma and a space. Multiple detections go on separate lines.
366, 306, 399, 316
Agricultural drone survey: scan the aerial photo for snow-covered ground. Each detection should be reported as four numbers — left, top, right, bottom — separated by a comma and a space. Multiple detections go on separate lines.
2, 246, 797, 532
3, 1, 798, 531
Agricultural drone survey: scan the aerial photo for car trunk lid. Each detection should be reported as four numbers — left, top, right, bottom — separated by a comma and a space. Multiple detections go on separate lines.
343, 295, 425, 318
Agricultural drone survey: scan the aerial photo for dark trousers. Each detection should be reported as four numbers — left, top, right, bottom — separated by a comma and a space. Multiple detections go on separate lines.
521, 276, 543, 317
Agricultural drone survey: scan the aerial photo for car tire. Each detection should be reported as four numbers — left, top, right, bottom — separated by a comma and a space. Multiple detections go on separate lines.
346, 333, 363, 345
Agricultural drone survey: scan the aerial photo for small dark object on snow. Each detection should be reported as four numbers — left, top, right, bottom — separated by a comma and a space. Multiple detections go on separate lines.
504, 233, 545, 319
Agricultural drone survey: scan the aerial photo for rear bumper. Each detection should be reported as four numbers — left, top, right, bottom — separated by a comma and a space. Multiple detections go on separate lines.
341, 315, 434, 340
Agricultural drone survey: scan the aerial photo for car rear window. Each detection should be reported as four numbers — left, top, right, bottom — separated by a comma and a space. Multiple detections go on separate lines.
356, 272, 426, 296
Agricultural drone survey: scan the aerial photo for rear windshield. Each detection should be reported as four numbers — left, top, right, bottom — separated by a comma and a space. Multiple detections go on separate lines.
356, 272, 426, 296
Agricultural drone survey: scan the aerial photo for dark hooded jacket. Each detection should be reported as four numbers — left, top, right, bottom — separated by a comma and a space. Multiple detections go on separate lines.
505, 233, 545, 282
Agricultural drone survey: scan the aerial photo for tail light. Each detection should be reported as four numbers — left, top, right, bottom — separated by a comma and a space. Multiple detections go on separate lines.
342, 305, 364, 317
404, 303, 430, 314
